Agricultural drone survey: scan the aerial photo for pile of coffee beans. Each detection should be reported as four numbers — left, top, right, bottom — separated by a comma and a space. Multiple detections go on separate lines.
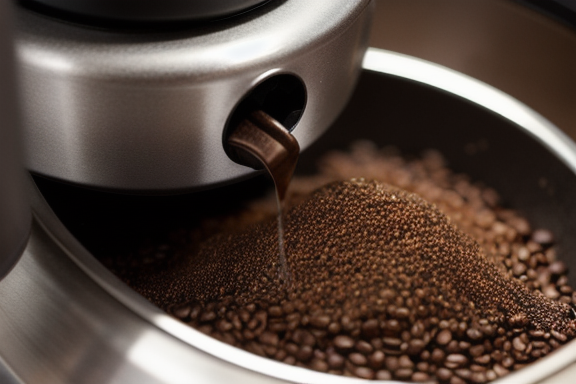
105, 142, 576, 383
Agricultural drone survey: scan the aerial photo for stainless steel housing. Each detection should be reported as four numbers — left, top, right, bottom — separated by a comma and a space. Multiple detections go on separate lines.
15, 0, 373, 191
0, 1, 30, 279
2, 49, 576, 383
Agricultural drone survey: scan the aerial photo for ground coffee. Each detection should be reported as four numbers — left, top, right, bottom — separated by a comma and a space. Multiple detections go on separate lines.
106, 142, 576, 383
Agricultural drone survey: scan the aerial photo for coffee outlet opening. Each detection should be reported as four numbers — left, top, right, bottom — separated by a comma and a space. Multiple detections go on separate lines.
30, 50, 576, 384
223, 74, 307, 170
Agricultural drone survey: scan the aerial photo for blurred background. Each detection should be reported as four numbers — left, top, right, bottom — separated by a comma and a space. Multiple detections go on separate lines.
370, 0, 576, 138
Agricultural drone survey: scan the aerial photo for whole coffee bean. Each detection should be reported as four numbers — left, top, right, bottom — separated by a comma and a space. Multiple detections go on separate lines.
259, 331, 279, 346
398, 355, 414, 369
267, 305, 283, 317
486, 369, 498, 381
436, 367, 453, 381
354, 367, 375, 379
395, 368, 413, 380
396, 307, 410, 318
368, 350, 385, 369
349, 352, 367, 366
431, 348, 446, 364
172, 304, 191, 319
512, 336, 527, 351
437, 329, 452, 345
361, 319, 380, 338
474, 354, 491, 365
551, 330, 568, 342
296, 345, 313, 362
310, 314, 331, 329
310, 359, 328, 372
292, 329, 315, 346
466, 328, 483, 341
450, 376, 466, 384
355, 340, 373, 354
469, 344, 485, 357
383, 337, 402, 349
471, 371, 487, 383
327, 322, 341, 334
385, 356, 399, 371
334, 335, 354, 350
411, 372, 431, 382
375, 370, 392, 380
327, 352, 345, 369
454, 368, 471, 380
445, 354, 468, 368
493, 364, 510, 377
407, 339, 426, 355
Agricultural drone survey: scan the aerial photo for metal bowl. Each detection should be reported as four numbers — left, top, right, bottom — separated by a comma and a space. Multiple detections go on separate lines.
2, 47, 576, 383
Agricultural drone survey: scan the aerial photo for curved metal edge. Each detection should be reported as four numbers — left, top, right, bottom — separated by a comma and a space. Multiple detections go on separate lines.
363, 48, 576, 178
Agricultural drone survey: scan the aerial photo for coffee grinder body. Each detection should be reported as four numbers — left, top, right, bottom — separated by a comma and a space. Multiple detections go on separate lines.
15, 0, 374, 192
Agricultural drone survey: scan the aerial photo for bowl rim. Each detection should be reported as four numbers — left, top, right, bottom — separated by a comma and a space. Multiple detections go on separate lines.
31, 47, 576, 384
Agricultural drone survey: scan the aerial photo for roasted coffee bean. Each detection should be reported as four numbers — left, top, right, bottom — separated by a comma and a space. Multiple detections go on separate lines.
310, 359, 328, 372
327, 352, 345, 369
436, 329, 452, 345
292, 329, 315, 346
474, 354, 491, 365
395, 368, 413, 380
407, 339, 426, 355
361, 319, 380, 338
296, 346, 313, 362
512, 337, 527, 351
469, 345, 485, 358
334, 335, 354, 350
108, 145, 576, 383
436, 367, 453, 381
355, 340, 373, 354
398, 355, 414, 369
368, 350, 385, 369
310, 314, 331, 329
445, 354, 468, 368
354, 367, 375, 379
375, 369, 392, 380
349, 353, 368, 366
411, 371, 431, 382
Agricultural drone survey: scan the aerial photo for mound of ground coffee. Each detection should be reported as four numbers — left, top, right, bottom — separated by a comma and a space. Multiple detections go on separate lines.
106, 142, 576, 383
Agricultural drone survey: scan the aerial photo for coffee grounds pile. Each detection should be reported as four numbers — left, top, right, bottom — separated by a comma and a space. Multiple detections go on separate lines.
106, 142, 576, 383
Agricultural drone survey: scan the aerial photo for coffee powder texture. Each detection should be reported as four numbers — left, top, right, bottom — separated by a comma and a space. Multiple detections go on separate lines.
109, 142, 576, 383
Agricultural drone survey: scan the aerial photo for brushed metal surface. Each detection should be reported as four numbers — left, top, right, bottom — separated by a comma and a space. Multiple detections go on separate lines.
0, 1, 30, 279
15, 0, 373, 192
3, 49, 576, 383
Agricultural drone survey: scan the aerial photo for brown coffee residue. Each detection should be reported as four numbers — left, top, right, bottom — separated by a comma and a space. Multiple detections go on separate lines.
106, 142, 576, 383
